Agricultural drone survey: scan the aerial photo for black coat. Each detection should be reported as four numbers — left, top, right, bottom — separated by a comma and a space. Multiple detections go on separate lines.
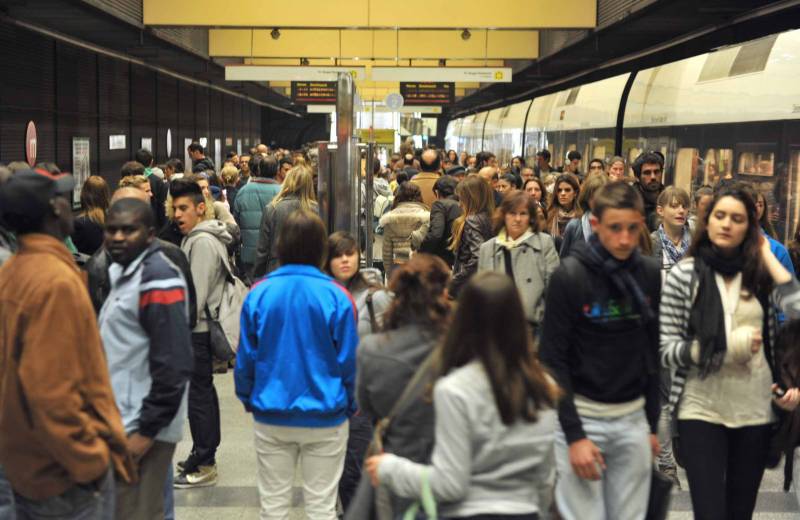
418, 198, 461, 266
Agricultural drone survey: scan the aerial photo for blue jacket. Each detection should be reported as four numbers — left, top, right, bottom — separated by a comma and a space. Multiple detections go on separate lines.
98, 241, 193, 443
764, 230, 796, 277
232, 179, 281, 265
234, 264, 359, 427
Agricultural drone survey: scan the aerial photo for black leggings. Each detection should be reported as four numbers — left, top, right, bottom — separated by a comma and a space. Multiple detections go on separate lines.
677, 420, 771, 520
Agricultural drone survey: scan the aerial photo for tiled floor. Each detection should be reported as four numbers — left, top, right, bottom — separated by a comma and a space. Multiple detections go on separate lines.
174, 373, 800, 519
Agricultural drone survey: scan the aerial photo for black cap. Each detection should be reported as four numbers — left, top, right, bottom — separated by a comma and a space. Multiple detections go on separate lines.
446, 165, 466, 176
0, 169, 75, 220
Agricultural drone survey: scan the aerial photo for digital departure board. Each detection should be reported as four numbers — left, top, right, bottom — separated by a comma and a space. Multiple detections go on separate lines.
291, 81, 337, 104
399, 82, 454, 105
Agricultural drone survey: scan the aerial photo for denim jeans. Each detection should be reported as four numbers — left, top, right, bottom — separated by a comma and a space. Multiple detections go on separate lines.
0, 464, 15, 520
163, 463, 174, 520
14, 467, 114, 520
554, 409, 652, 520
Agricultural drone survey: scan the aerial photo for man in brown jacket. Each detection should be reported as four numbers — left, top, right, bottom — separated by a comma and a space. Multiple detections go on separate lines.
410, 149, 442, 209
0, 169, 133, 519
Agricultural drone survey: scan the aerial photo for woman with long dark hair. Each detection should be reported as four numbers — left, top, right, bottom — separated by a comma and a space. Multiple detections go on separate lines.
545, 174, 581, 251
365, 272, 560, 519
479, 190, 559, 333
449, 175, 495, 297
660, 183, 800, 519
755, 191, 796, 277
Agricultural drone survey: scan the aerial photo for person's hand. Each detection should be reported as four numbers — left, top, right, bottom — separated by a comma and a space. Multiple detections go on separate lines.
751, 330, 763, 354
760, 234, 775, 262
569, 439, 605, 480
649, 434, 660, 460
127, 433, 154, 462
365, 454, 387, 487
773, 385, 800, 411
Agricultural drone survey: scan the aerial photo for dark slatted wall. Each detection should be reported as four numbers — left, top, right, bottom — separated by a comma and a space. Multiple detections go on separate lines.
0, 19, 264, 188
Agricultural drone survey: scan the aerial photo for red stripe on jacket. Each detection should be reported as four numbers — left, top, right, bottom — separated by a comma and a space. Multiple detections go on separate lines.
139, 288, 185, 308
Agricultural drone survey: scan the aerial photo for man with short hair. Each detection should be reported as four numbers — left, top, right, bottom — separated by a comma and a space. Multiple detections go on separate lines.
277, 157, 293, 183
0, 169, 132, 518
521, 166, 535, 184
170, 179, 234, 488
135, 149, 169, 229
233, 155, 282, 279
479, 166, 503, 207
188, 142, 215, 174
99, 198, 193, 519
237, 154, 252, 188
226, 151, 239, 168
256, 143, 269, 155
632, 151, 666, 231
564, 150, 583, 179
410, 149, 442, 208
540, 182, 660, 520
164, 158, 184, 182
535, 150, 553, 177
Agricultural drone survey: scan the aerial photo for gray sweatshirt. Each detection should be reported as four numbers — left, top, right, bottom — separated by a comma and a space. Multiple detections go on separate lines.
378, 361, 557, 518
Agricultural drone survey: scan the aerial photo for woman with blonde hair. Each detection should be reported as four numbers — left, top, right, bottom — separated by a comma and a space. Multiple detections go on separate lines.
71, 175, 110, 254
253, 166, 318, 277
449, 174, 495, 297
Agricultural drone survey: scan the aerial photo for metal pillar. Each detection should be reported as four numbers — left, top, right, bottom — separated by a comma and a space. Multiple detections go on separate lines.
334, 72, 358, 235
364, 141, 375, 266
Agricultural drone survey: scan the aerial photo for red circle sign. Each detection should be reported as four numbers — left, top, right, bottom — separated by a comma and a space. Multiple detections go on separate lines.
25, 121, 37, 167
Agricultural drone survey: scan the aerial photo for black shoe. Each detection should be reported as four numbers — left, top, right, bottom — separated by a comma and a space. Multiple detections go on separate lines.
176, 452, 201, 473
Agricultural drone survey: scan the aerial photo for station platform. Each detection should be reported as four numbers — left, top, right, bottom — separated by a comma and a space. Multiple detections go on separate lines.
174, 373, 800, 519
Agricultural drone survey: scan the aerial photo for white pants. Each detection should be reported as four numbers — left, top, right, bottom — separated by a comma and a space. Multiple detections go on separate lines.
254, 421, 349, 520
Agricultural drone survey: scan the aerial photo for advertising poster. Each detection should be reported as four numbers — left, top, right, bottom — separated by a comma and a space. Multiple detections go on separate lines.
72, 137, 91, 205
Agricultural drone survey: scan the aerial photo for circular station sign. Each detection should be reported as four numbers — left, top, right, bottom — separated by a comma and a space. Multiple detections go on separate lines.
385, 93, 404, 110
25, 121, 37, 167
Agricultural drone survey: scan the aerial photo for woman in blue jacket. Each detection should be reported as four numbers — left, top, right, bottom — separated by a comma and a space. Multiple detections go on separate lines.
235, 209, 359, 519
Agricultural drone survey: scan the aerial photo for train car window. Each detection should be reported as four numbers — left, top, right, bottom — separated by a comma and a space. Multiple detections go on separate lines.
703, 148, 734, 185
730, 35, 778, 77
737, 149, 775, 176
565, 87, 581, 106
788, 150, 800, 241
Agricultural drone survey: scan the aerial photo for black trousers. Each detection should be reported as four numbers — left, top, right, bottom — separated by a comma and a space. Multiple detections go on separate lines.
338, 414, 373, 511
677, 419, 771, 520
188, 332, 221, 469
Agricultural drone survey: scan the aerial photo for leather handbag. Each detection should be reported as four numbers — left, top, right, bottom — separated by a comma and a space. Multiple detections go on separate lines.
646, 467, 674, 520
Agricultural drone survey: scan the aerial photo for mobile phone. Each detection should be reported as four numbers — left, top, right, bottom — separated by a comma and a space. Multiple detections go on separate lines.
773, 386, 787, 398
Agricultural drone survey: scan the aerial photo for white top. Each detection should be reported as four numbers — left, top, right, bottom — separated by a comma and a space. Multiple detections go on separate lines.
678, 273, 774, 427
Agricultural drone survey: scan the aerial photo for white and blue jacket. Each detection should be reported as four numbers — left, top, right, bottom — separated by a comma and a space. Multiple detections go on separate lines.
235, 264, 359, 428
98, 241, 193, 443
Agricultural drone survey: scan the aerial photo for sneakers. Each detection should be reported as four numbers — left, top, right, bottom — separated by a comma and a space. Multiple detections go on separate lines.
175, 452, 201, 473
173, 464, 218, 489
658, 465, 681, 490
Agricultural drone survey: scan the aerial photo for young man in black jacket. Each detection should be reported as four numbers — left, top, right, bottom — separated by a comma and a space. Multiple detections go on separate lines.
540, 181, 661, 520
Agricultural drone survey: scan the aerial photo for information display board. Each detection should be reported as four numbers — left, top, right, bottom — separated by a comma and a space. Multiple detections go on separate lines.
400, 82, 454, 105
291, 81, 337, 104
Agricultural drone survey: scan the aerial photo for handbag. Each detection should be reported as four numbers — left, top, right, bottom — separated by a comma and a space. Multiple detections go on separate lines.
205, 304, 235, 361
646, 467, 674, 520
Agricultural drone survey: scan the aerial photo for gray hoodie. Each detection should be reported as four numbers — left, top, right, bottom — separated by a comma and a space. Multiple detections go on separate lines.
181, 219, 233, 333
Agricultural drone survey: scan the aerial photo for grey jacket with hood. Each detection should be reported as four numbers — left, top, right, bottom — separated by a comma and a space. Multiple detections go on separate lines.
181, 219, 233, 333
253, 196, 318, 278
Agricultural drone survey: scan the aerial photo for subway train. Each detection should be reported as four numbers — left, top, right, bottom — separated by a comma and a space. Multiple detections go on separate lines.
446, 28, 800, 241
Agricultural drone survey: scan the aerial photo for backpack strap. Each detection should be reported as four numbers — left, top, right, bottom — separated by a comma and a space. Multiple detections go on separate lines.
365, 287, 379, 334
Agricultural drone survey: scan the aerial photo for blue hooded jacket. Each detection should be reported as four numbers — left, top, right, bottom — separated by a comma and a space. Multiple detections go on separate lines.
234, 264, 359, 427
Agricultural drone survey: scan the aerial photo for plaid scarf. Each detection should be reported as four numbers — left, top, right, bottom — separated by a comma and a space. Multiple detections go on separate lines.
657, 224, 690, 268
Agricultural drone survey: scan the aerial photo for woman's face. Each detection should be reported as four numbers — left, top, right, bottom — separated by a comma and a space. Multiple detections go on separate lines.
755, 195, 766, 221
707, 196, 749, 252
197, 179, 210, 199
329, 249, 359, 283
448, 151, 457, 162
608, 161, 625, 181
660, 199, 687, 229
496, 179, 514, 194
556, 181, 576, 208
588, 161, 605, 175
511, 157, 521, 169
525, 181, 542, 202
504, 203, 531, 241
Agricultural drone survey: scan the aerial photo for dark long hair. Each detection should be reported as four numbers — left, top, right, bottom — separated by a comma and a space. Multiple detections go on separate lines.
382, 254, 451, 333
324, 231, 377, 294
776, 319, 800, 390
689, 183, 771, 296
392, 182, 423, 209
756, 192, 778, 240
434, 272, 559, 425
492, 190, 540, 235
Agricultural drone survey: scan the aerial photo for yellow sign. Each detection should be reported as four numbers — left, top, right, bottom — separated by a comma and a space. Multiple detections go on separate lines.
358, 128, 395, 145
495, 71, 504, 80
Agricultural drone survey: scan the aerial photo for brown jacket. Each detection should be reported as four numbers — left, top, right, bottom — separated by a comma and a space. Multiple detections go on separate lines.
0, 234, 133, 500
410, 172, 440, 209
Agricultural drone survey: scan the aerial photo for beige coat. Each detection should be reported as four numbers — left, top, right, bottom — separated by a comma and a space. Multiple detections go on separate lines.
379, 202, 430, 270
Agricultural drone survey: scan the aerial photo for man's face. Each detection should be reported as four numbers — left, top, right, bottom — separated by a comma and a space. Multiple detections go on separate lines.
231, 154, 239, 166
467, 156, 477, 168
567, 159, 581, 173
280, 162, 292, 177
639, 162, 663, 188
53, 195, 74, 236
189, 149, 202, 161
592, 208, 644, 261
240, 156, 251, 174
173, 196, 205, 235
521, 167, 534, 182
104, 211, 153, 266
489, 156, 498, 168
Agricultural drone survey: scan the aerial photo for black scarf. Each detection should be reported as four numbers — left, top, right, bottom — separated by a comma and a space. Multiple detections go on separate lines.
637, 181, 663, 210
691, 243, 746, 378
576, 234, 656, 325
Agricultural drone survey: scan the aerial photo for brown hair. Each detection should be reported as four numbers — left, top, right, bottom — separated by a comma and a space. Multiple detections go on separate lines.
392, 182, 423, 209
577, 173, 609, 213
324, 231, 380, 294
276, 210, 328, 268
450, 175, 494, 251
119, 175, 148, 190
546, 174, 581, 229
434, 272, 559, 425
383, 253, 451, 333
492, 190, 540, 234
657, 186, 691, 209
79, 175, 110, 225
592, 181, 645, 220
755, 192, 778, 240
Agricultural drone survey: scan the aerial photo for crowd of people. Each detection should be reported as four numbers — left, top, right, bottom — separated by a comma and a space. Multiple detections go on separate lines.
2, 140, 800, 520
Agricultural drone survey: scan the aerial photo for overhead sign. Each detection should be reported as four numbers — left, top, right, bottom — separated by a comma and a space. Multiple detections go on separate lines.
308, 105, 442, 114
358, 129, 395, 145
372, 67, 512, 83
291, 81, 337, 104
384, 93, 404, 110
400, 82, 454, 105
226, 65, 366, 82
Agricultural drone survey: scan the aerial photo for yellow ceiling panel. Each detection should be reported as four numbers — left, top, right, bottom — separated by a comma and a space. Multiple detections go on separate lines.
487, 31, 540, 59
146, 0, 595, 28
251, 30, 340, 58
269, 81, 291, 87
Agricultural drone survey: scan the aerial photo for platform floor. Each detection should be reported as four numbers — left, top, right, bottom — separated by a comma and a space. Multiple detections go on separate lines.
174, 373, 800, 519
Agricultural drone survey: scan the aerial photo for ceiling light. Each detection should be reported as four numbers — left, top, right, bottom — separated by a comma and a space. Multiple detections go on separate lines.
461, 29, 471, 41
271, 28, 280, 40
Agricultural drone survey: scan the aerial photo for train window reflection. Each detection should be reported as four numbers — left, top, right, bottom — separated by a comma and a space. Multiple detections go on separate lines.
703, 148, 734, 185
737, 150, 775, 176
674, 148, 698, 194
